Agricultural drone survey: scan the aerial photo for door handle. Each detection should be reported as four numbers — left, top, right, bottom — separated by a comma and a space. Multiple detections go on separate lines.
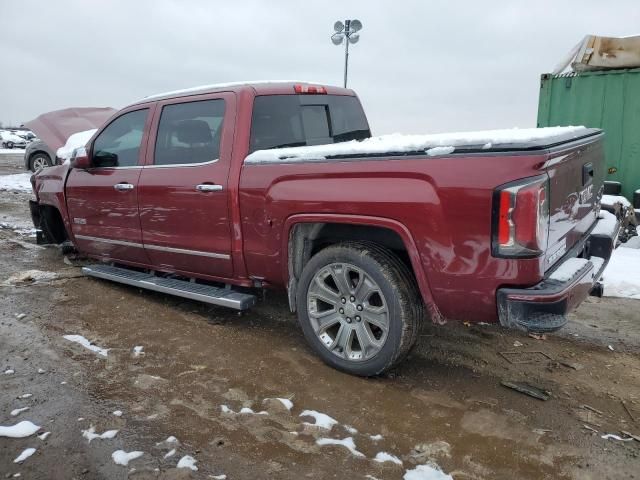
113, 183, 134, 191
196, 184, 223, 192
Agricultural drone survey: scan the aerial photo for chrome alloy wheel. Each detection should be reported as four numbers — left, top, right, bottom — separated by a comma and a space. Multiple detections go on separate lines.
306, 262, 390, 361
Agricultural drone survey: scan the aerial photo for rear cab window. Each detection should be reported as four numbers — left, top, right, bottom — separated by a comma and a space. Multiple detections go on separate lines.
249, 95, 370, 153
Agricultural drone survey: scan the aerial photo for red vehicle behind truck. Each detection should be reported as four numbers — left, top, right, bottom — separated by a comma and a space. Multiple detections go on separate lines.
30, 82, 618, 376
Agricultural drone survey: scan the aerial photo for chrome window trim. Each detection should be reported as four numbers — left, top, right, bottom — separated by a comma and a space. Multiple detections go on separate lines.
87, 165, 143, 171
143, 158, 220, 169
74, 234, 230, 260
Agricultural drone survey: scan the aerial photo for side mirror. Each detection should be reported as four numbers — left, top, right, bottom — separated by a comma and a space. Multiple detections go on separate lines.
70, 147, 91, 169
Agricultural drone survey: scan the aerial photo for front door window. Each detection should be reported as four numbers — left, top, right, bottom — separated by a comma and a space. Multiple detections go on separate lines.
92, 109, 148, 168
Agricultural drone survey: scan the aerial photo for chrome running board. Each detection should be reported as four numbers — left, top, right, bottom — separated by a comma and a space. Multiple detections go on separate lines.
82, 264, 256, 310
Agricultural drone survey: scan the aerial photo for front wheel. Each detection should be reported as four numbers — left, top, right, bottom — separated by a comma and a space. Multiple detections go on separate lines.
296, 242, 423, 376
30, 153, 52, 172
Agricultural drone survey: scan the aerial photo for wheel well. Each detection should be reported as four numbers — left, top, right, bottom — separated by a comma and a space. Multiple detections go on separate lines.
287, 222, 415, 311
29, 150, 51, 163
37, 205, 68, 244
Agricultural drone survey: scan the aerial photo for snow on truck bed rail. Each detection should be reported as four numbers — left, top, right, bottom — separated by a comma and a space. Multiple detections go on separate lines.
245, 126, 589, 164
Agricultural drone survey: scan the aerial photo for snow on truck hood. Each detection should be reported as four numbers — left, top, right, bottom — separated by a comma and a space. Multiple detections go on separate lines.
24, 107, 116, 153
245, 126, 591, 163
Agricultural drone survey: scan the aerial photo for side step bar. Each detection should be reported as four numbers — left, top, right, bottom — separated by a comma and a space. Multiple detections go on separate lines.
82, 264, 256, 310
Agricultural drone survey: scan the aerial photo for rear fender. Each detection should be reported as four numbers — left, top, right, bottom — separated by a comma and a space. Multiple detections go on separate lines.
282, 213, 443, 323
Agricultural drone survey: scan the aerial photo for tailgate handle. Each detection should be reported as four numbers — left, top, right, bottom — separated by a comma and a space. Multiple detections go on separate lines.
582, 162, 593, 186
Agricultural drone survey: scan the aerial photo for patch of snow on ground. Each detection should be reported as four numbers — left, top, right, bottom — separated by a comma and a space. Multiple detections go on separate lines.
602, 244, 640, 299
11, 407, 30, 417
133, 346, 144, 356
18, 394, 32, 399
0, 173, 32, 192
210, 475, 227, 480
300, 410, 339, 430
0, 148, 25, 154
13, 448, 36, 464
374, 452, 403, 465
37, 432, 50, 441
112, 450, 143, 466
316, 437, 365, 457
82, 426, 118, 442
177, 455, 198, 471
220, 405, 234, 414
601, 433, 634, 441
163, 448, 176, 459
369, 434, 383, 441
0, 421, 41, 438
274, 398, 293, 410
245, 126, 588, 164
4, 369, 15, 374
112, 410, 123, 417
63, 335, 108, 357
240, 407, 268, 415
403, 464, 453, 480
56, 129, 96, 160
158, 435, 177, 444
344, 425, 358, 435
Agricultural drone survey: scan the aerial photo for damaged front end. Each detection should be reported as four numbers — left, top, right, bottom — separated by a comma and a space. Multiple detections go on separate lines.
29, 199, 69, 246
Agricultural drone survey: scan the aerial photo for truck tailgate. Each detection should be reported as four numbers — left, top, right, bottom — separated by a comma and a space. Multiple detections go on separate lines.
544, 133, 605, 270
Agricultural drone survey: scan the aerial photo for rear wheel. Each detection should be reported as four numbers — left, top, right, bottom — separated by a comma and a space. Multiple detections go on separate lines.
6, 141, 14, 149
30, 153, 52, 172
296, 241, 423, 376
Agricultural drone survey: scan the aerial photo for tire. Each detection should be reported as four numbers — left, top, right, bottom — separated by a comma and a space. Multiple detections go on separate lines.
29, 153, 52, 172
6, 141, 14, 149
296, 241, 423, 376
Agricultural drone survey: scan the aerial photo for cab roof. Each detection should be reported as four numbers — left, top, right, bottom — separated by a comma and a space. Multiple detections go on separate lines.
130, 81, 353, 107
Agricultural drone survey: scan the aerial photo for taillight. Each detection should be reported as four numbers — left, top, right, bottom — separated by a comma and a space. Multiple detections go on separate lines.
294, 84, 327, 94
492, 175, 549, 258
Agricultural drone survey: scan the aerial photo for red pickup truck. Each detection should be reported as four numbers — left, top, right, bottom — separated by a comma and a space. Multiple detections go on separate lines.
30, 81, 618, 376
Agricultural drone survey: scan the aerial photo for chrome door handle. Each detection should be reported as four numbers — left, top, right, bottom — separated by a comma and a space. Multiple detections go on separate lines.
196, 184, 223, 192
113, 183, 134, 191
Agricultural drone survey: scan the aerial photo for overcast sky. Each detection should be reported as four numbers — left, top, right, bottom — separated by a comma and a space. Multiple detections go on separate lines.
1, 0, 639, 134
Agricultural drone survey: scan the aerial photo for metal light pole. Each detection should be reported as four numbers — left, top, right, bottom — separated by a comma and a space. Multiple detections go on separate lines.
331, 19, 362, 88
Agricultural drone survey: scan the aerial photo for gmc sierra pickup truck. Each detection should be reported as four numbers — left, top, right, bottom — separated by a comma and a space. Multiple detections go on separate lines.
29, 81, 618, 376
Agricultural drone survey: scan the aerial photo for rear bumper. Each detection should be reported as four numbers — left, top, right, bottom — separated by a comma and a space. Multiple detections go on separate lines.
497, 217, 619, 332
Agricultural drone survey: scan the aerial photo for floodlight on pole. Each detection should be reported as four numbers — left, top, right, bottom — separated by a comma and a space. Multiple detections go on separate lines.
331, 19, 362, 88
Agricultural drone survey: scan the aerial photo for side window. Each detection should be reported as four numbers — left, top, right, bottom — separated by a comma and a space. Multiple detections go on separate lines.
250, 96, 305, 152
92, 109, 148, 168
249, 95, 371, 153
154, 99, 225, 166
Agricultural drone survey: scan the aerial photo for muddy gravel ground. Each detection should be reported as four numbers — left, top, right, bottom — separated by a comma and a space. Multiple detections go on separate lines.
1, 153, 639, 480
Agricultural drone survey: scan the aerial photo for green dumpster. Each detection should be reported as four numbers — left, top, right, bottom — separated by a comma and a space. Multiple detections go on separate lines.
537, 68, 640, 199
